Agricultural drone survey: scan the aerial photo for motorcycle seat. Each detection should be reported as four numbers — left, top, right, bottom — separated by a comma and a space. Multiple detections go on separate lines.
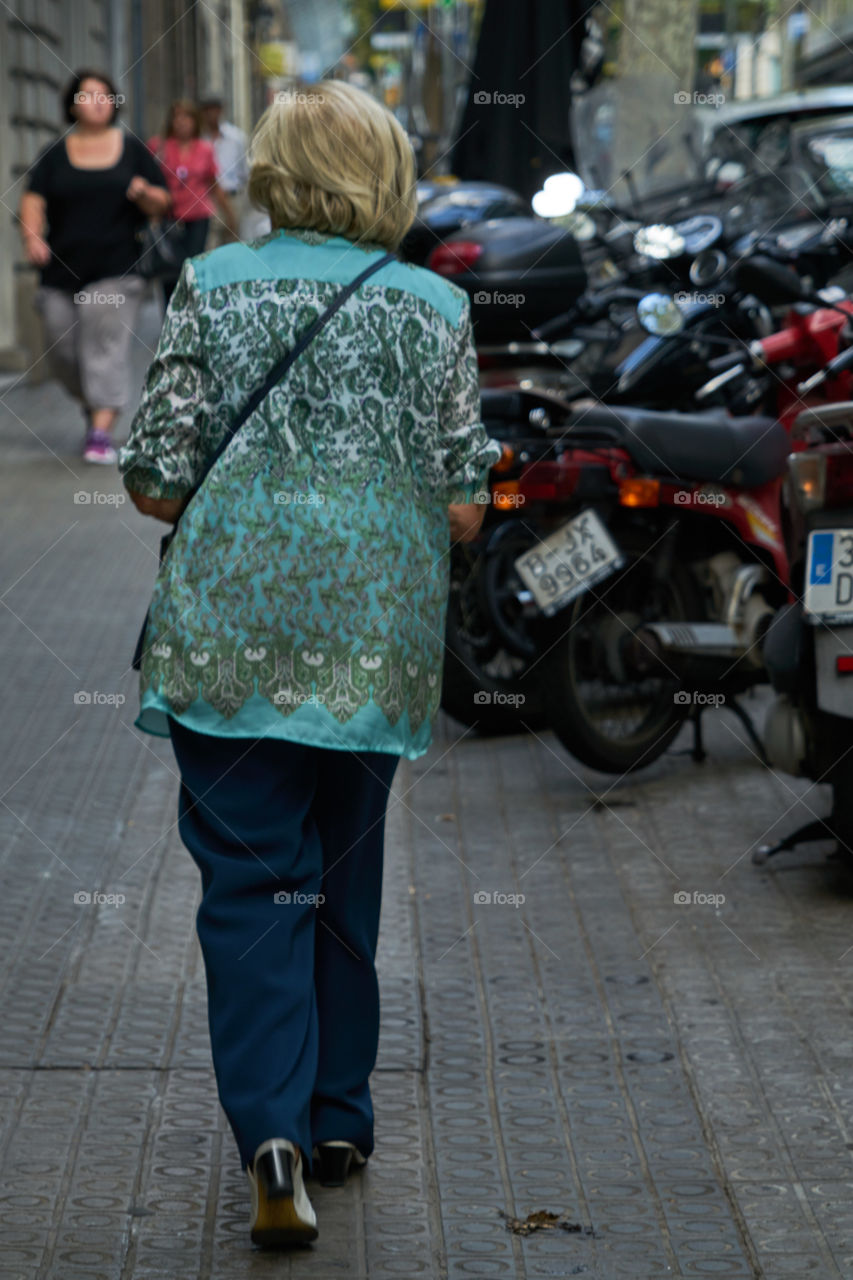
480, 388, 537, 422
565, 404, 789, 488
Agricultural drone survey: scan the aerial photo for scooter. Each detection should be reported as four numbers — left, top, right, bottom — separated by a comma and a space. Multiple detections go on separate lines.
757, 382, 853, 864
400, 179, 530, 267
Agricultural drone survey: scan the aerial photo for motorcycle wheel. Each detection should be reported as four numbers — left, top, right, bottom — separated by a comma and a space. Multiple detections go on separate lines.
541, 539, 700, 774
441, 543, 546, 734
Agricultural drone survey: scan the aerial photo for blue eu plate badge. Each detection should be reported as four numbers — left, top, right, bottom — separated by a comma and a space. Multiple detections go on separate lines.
804, 529, 853, 619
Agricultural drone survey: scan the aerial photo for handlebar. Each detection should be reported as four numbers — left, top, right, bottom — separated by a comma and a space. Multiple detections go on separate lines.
797, 344, 853, 394
694, 364, 748, 402
694, 342, 766, 402
706, 350, 751, 374
532, 288, 648, 341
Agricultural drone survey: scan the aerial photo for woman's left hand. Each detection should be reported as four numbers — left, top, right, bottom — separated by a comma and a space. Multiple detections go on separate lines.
127, 176, 170, 216
127, 490, 187, 523
126, 175, 151, 203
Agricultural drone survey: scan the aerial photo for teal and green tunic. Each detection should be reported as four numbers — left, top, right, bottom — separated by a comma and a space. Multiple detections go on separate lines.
118, 227, 502, 758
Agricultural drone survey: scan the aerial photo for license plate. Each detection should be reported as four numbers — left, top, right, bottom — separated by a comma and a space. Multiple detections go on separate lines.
804, 528, 853, 621
514, 509, 624, 616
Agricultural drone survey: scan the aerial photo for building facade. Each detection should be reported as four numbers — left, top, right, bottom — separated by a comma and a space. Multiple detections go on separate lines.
0, 0, 257, 375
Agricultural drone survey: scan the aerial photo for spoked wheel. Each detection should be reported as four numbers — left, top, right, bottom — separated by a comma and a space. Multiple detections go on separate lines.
441, 538, 546, 734
541, 543, 700, 773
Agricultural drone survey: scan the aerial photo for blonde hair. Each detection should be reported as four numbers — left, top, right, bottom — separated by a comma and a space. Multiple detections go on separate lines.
248, 81, 417, 251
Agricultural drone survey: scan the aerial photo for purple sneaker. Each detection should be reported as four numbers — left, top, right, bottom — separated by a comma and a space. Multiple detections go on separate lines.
83, 429, 117, 465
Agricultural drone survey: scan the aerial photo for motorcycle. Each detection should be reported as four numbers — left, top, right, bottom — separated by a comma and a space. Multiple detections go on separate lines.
400, 179, 531, 267
501, 224, 853, 406
757, 384, 853, 864
441, 387, 562, 732
524, 296, 853, 774
429, 163, 853, 400
440, 269, 853, 765
515, 400, 791, 773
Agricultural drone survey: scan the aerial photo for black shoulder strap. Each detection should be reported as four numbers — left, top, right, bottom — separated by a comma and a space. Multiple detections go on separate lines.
200, 249, 396, 481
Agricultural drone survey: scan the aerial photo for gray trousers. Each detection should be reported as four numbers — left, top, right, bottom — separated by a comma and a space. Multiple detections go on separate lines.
34, 274, 146, 412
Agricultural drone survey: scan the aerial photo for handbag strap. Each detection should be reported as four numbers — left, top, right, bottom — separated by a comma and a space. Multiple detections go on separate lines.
190, 249, 396, 493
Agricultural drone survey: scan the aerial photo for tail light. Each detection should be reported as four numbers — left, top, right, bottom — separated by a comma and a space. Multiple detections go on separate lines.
427, 240, 484, 276
618, 477, 660, 507
491, 479, 524, 510
789, 444, 853, 513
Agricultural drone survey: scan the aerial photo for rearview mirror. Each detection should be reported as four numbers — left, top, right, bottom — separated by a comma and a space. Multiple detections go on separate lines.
637, 293, 686, 336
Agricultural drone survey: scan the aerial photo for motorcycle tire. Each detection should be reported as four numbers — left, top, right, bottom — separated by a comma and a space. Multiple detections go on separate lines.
441, 555, 547, 734
541, 535, 701, 774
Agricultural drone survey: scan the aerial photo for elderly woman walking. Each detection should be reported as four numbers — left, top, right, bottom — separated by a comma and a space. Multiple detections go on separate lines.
119, 80, 500, 1249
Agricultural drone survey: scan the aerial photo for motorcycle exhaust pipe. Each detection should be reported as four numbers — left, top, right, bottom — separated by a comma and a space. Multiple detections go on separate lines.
626, 622, 748, 683
638, 622, 743, 658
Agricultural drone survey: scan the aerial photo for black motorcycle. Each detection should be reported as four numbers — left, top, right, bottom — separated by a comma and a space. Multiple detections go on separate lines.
441, 387, 568, 733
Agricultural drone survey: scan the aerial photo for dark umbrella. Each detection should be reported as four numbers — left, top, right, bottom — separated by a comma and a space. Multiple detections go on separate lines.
450, 0, 595, 199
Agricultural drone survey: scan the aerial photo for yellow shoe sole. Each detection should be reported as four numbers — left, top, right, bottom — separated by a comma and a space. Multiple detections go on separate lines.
251, 1186, 319, 1247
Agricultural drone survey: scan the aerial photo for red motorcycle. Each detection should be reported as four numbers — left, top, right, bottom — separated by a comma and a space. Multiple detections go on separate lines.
477, 278, 853, 773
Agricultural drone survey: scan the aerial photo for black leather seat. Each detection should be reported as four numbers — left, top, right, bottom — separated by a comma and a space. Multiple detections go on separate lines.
564, 405, 790, 489
480, 388, 534, 422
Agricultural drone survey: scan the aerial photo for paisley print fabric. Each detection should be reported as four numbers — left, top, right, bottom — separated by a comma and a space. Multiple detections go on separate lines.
119, 228, 502, 757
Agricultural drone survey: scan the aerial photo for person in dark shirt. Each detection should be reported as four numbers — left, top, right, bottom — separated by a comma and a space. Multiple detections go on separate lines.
19, 69, 170, 463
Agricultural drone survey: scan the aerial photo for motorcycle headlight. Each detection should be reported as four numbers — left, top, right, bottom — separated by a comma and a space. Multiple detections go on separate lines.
633, 224, 686, 260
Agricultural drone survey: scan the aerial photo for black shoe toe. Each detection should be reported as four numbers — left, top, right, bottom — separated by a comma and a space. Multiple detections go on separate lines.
314, 1142, 366, 1187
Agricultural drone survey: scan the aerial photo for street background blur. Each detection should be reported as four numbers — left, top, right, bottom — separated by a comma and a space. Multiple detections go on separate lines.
3, 0, 853, 379
7, 3, 853, 1277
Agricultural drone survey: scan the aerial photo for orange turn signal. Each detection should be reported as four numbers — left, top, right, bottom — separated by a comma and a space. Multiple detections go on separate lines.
492, 479, 523, 510
618, 477, 660, 507
491, 443, 517, 474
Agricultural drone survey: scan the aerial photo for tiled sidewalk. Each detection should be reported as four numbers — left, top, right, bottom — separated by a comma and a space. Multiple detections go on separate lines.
2, 319, 853, 1277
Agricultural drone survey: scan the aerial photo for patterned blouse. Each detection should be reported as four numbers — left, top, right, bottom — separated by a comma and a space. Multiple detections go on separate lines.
118, 227, 502, 759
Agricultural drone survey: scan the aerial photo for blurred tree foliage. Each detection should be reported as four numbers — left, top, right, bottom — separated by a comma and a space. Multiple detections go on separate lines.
345, 0, 383, 68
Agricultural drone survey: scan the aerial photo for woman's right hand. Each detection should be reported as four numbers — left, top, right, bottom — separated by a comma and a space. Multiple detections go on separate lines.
126, 489, 190, 523
23, 234, 50, 266
449, 501, 486, 543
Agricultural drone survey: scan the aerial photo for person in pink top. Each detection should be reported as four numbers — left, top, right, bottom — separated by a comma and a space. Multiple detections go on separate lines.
148, 99, 236, 302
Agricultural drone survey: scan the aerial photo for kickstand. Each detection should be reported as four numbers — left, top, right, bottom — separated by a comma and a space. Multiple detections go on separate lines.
726, 696, 770, 767
752, 817, 842, 866
690, 705, 706, 763
673, 696, 767, 766
672, 705, 706, 762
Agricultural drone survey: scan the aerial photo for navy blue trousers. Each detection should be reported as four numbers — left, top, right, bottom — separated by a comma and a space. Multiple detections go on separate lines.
167, 716, 399, 1175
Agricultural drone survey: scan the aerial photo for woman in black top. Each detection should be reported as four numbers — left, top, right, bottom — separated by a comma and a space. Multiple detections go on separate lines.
19, 70, 170, 463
